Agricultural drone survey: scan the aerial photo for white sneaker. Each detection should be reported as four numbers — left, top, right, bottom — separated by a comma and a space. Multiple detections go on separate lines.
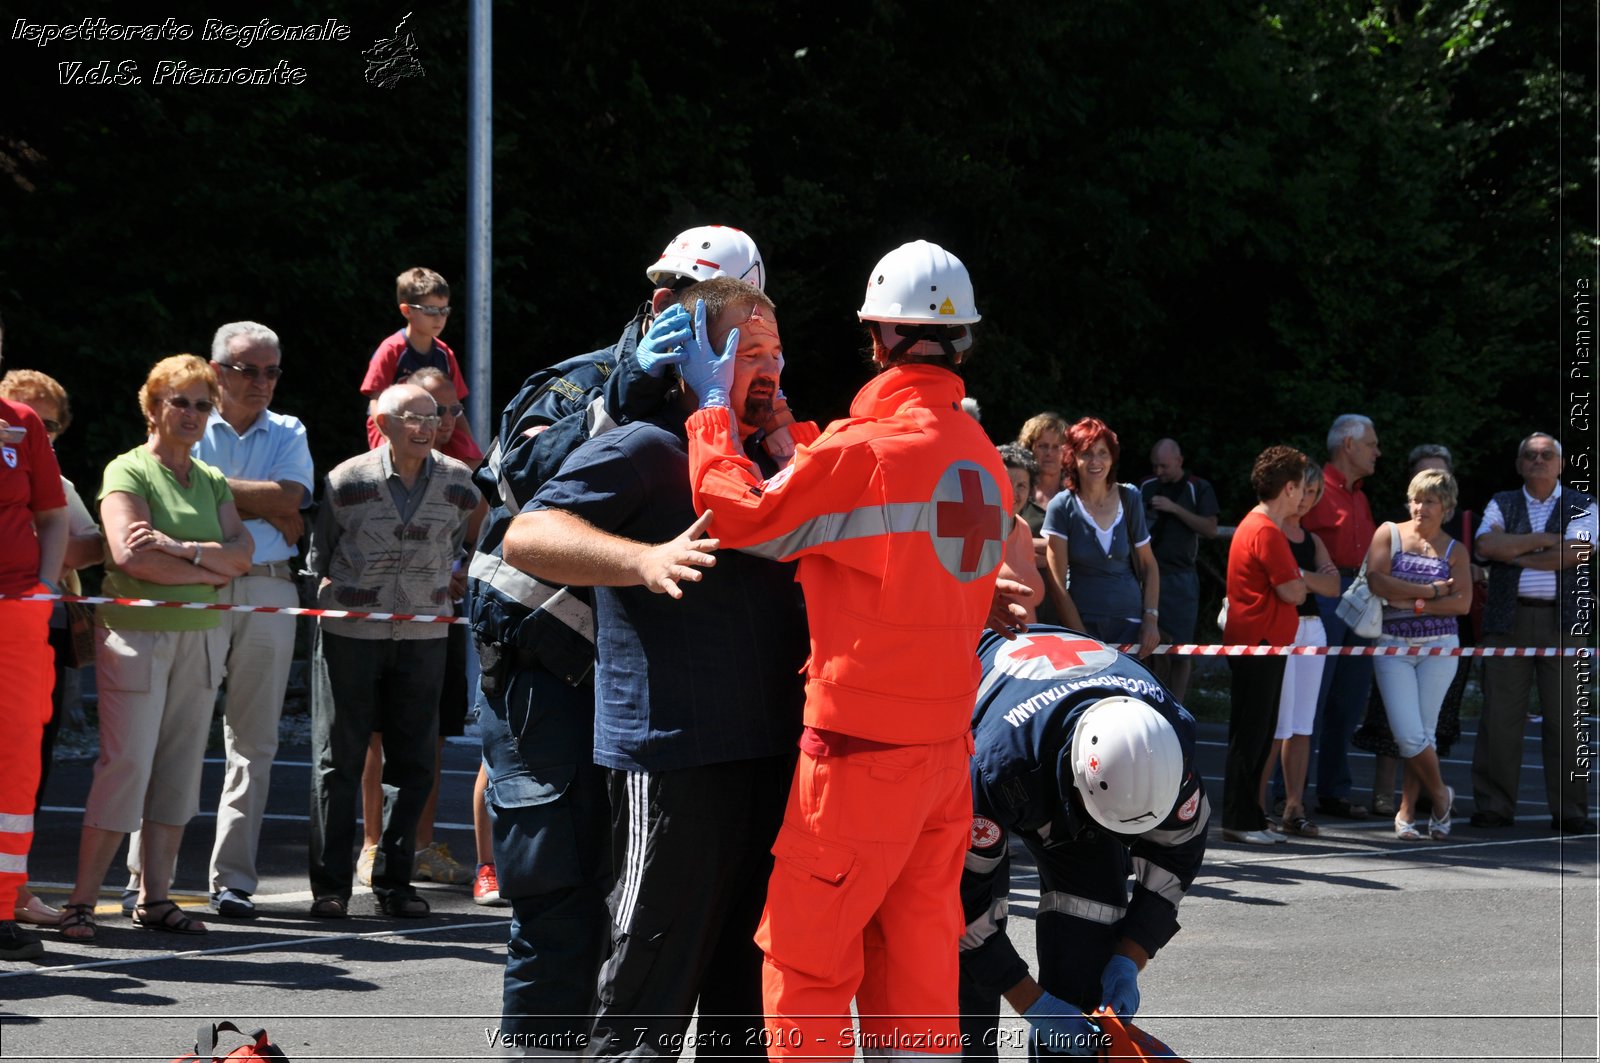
1221, 828, 1280, 845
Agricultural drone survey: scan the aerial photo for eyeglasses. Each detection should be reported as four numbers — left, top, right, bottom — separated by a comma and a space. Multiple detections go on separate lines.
41, 419, 63, 436
405, 303, 452, 317
398, 413, 442, 430
436, 403, 464, 418
1521, 449, 1557, 461
164, 397, 216, 414
218, 362, 284, 382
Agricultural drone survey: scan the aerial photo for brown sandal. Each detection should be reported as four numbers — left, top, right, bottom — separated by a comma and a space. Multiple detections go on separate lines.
58, 902, 97, 942
1283, 815, 1321, 837
132, 899, 208, 935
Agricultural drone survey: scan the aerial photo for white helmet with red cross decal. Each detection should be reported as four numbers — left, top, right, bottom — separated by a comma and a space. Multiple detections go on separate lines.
1068, 696, 1184, 834
646, 225, 765, 291
858, 240, 980, 359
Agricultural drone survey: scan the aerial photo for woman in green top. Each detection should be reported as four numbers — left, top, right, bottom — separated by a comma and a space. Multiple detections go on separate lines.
59, 355, 253, 942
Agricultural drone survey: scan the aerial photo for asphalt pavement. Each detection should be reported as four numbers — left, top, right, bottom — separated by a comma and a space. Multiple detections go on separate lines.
3, 713, 1596, 1062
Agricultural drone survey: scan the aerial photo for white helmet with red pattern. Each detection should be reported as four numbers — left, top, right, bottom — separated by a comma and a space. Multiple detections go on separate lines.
1068, 696, 1183, 833
646, 225, 765, 291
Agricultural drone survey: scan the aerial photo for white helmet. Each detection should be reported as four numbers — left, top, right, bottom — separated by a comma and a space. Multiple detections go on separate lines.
857, 240, 980, 325
1067, 696, 1184, 834
646, 225, 765, 291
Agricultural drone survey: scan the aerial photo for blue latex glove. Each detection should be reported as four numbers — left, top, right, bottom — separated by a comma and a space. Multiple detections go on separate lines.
678, 298, 738, 409
1099, 954, 1141, 1018
635, 303, 693, 378
1021, 992, 1101, 1057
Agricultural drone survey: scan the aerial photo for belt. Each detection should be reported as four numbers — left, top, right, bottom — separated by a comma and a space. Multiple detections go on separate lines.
1337, 566, 1360, 579
248, 561, 296, 580
1516, 596, 1556, 608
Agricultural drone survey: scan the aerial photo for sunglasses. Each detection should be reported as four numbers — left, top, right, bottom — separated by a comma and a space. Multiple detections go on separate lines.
399, 413, 442, 430
164, 397, 216, 414
405, 303, 452, 317
436, 403, 465, 417
42, 419, 63, 435
219, 362, 284, 382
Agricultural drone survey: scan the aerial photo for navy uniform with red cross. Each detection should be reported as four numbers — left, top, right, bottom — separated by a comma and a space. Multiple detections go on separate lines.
959, 626, 1209, 1059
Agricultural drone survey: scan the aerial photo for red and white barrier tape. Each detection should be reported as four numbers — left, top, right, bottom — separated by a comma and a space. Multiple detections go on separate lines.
1137, 643, 1589, 658
4, 592, 1592, 655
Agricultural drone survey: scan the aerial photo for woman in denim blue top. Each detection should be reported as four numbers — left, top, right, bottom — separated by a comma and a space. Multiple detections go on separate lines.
1042, 417, 1162, 657
1362, 468, 1472, 840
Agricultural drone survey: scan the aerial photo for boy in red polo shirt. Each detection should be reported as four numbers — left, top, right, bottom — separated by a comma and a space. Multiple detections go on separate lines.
359, 266, 477, 458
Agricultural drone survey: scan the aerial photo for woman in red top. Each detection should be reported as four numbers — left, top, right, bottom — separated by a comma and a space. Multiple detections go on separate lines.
1222, 446, 1308, 844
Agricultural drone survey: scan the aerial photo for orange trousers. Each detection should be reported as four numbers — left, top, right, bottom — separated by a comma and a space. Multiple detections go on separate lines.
0, 590, 54, 916
757, 733, 973, 1061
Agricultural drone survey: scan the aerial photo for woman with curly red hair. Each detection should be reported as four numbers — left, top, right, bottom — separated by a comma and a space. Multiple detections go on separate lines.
1041, 417, 1161, 656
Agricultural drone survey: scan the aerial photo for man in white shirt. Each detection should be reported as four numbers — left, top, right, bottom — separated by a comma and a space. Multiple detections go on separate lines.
196, 322, 314, 915
1470, 432, 1596, 834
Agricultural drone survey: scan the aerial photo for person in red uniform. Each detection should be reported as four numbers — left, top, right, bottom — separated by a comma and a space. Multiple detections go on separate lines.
685, 241, 1015, 1060
0, 312, 71, 962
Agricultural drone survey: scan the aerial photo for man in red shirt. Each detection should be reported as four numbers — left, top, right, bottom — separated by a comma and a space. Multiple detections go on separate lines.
1301, 414, 1381, 820
684, 241, 1014, 1059
0, 313, 70, 962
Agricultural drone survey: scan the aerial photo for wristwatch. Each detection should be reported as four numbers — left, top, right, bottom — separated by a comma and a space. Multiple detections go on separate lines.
1143, 607, 1160, 619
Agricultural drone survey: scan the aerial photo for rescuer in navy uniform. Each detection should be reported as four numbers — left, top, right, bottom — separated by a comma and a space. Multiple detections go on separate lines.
960, 626, 1209, 1059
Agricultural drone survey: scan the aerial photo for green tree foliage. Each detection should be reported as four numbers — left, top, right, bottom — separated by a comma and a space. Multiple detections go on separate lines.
0, 0, 1589, 524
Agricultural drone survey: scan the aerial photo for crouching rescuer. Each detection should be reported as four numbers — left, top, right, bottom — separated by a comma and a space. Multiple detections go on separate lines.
960, 626, 1208, 1060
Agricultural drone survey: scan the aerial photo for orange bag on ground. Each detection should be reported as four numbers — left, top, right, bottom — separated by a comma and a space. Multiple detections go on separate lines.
169, 1021, 289, 1062
1090, 1009, 1190, 1061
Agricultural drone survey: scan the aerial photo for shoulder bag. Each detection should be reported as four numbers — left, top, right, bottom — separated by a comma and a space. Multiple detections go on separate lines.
1335, 523, 1397, 638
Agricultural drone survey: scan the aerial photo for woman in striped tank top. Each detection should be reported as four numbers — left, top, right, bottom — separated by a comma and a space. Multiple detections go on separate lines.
1361, 469, 1473, 840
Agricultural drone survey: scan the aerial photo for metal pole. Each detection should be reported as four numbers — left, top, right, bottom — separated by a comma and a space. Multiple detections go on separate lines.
466, 0, 493, 445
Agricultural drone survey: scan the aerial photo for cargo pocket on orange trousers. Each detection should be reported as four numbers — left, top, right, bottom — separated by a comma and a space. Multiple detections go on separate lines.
757, 823, 860, 978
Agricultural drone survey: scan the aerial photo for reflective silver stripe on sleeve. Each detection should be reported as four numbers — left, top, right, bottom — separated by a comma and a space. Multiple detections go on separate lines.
1131, 857, 1186, 909
742, 460, 1007, 583
585, 395, 618, 438
1038, 891, 1126, 926
1144, 792, 1211, 848
964, 847, 1005, 875
0, 852, 25, 874
959, 896, 1009, 951
744, 501, 930, 560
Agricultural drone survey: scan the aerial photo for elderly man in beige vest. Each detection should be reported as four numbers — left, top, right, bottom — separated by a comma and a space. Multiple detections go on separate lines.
305, 382, 480, 918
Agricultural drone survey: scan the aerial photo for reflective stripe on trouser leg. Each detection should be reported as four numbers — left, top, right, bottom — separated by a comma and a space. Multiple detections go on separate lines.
759, 734, 972, 1061
0, 595, 53, 914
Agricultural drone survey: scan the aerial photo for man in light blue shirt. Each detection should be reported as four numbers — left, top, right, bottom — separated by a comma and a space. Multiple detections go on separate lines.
193, 321, 314, 917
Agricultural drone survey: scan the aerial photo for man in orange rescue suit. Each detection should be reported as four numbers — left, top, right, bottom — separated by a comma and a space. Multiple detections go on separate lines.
685, 240, 1014, 1060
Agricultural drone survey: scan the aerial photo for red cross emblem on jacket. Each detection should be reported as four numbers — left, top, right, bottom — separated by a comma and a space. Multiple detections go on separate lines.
997, 633, 1117, 680
929, 463, 1006, 579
